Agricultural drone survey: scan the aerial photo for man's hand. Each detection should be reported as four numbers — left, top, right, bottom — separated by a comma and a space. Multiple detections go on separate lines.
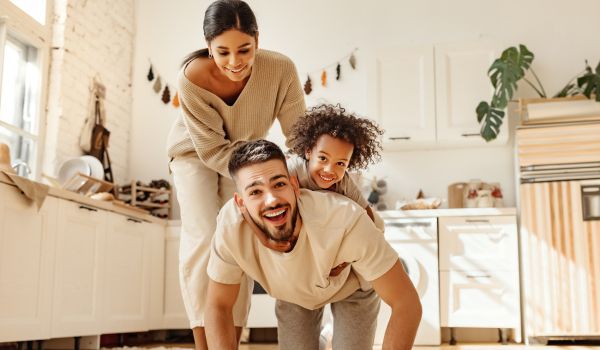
329, 262, 349, 276
240, 206, 292, 252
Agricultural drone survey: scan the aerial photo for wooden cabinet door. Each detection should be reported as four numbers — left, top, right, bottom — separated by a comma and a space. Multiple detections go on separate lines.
440, 270, 519, 327
102, 213, 149, 333
367, 45, 436, 146
162, 224, 188, 328
52, 199, 107, 338
147, 221, 165, 330
439, 216, 518, 271
435, 42, 508, 146
0, 184, 57, 341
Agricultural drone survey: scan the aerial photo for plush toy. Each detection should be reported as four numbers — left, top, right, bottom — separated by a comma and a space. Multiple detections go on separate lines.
367, 177, 388, 211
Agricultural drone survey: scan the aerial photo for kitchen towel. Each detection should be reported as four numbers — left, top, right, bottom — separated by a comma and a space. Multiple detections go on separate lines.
1, 171, 49, 211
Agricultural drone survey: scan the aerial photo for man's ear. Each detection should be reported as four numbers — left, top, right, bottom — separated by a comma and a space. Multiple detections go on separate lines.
234, 192, 244, 209
291, 175, 300, 196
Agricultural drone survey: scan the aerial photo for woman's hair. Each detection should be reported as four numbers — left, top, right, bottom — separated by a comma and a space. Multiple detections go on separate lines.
182, 0, 258, 67
288, 104, 384, 171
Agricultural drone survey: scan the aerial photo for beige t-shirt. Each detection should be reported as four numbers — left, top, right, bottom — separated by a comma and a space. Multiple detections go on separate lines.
207, 189, 398, 310
286, 155, 369, 208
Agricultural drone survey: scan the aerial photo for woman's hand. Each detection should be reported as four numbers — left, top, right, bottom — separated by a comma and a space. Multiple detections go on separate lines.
240, 206, 292, 252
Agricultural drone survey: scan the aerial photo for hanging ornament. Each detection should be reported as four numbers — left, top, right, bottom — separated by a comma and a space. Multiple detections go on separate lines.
172, 91, 180, 108
162, 85, 171, 104
321, 70, 327, 87
153, 76, 162, 93
336, 63, 341, 81
349, 53, 357, 70
303, 75, 312, 95
147, 64, 154, 81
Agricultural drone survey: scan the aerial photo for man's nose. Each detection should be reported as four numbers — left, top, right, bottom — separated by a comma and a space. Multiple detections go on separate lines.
264, 191, 278, 205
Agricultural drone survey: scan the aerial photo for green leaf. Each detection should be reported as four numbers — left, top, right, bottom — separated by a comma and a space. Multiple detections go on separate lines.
477, 103, 505, 142
577, 60, 600, 101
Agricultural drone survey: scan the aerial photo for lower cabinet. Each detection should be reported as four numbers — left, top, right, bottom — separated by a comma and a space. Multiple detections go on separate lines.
439, 215, 521, 342
0, 181, 167, 342
0, 183, 58, 341
162, 222, 190, 329
52, 200, 108, 338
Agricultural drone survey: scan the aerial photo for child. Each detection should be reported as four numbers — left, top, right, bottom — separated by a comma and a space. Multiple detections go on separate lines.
287, 103, 383, 224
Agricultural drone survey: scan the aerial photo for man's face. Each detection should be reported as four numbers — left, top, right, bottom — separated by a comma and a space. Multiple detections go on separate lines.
234, 159, 300, 242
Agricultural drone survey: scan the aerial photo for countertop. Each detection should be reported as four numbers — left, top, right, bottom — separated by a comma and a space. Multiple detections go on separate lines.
379, 207, 517, 219
0, 172, 166, 225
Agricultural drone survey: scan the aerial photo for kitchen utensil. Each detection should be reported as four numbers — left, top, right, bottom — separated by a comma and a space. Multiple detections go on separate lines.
57, 158, 90, 185
80, 155, 104, 180
447, 182, 466, 208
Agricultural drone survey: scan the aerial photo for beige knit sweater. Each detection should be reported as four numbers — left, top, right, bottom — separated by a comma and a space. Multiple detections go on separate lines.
166, 49, 306, 177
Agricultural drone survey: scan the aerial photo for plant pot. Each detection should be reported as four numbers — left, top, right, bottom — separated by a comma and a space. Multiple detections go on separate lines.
519, 95, 600, 125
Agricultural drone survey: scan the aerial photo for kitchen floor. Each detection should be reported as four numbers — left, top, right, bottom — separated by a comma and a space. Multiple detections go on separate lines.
157, 343, 600, 349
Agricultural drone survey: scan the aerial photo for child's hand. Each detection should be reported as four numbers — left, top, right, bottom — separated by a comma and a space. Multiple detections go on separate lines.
329, 262, 349, 277
240, 206, 292, 252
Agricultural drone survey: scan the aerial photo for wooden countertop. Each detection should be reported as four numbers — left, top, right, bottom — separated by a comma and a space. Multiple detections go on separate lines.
0, 172, 166, 225
379, 207, 517, 219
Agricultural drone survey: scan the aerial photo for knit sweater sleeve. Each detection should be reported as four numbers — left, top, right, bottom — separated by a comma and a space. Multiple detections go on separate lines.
179, 84, 244, 178
275, 60, 306, 148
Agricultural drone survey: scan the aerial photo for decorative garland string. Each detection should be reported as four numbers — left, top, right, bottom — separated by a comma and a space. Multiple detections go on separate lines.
304, 48, 358, 95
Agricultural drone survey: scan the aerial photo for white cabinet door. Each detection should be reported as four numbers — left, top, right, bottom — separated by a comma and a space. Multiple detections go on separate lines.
102, 214, 149, 333
0, 184, 57, 342
147, 221, 165, 330
52, 200, 107, 338
439, 216, 518, 271
368, 45, 436, 145
162, 223, 188, 328
435, 42, 508, 145
440, 270, 519, 328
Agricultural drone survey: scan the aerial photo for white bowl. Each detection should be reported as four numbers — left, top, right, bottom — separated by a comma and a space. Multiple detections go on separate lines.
57, 158, 90, 185
80, 155, 104, 180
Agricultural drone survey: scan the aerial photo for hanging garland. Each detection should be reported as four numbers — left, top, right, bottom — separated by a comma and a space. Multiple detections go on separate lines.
303, 48, 358, 95
146, 61, 180, 109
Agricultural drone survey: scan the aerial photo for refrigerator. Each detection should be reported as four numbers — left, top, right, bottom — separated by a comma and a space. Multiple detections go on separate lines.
517, 122, 600, 343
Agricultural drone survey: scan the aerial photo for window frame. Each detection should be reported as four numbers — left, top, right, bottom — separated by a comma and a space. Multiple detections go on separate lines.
0, 0, 52, 179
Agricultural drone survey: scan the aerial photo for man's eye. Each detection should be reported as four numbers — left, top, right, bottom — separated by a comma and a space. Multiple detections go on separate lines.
274, 182, 287, 188
249, 189, 260, 196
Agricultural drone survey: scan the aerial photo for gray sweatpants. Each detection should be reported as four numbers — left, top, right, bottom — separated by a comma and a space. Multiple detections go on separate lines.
276, 289, 381, 350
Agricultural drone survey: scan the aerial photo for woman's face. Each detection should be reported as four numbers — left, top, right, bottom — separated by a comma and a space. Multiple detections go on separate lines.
208, 29, 257, 82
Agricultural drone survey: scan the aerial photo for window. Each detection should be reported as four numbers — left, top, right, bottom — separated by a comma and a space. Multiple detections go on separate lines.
0, 34, 42, 177
9, 0, 47, 25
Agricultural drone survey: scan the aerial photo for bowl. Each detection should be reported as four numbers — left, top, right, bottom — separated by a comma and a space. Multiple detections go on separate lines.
80, 155, 104, 180
57, 158, 90, 185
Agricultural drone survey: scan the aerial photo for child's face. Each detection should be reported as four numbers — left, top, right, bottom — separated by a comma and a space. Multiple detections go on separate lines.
305, 134, 354, 189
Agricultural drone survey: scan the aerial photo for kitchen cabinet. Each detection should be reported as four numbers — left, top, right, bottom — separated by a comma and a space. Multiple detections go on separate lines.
162, 222, 188, 329
102, 213, 150, 334
439, 215, 520, 343
52, 199, 108, 338
368, 41, 508, 149
0, 183, 57, 342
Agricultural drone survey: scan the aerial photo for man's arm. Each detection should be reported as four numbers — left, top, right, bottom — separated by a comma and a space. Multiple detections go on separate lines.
205, 279, 241, 350
372, 260, 423, 350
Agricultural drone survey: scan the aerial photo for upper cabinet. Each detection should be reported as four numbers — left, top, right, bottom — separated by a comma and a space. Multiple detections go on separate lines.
368, 42, 509, 149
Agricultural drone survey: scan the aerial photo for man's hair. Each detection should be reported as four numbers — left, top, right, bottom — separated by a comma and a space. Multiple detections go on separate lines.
228, 139, 287, 179
288, 104, 383, 170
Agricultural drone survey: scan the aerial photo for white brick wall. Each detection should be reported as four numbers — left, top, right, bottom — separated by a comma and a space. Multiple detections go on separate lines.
44, 0, 135, 184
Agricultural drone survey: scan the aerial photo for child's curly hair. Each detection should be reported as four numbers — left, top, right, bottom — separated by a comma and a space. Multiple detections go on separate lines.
288, 104, 383, 170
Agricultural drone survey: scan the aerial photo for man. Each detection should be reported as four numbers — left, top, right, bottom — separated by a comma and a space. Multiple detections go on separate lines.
205, 140, 422, 350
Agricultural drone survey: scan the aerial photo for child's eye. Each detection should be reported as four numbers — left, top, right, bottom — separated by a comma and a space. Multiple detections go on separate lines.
337, 162, 347, 167
318, 156, 327, 162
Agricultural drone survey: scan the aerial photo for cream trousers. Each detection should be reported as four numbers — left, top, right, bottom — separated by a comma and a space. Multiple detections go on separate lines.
171, 155, 252, 328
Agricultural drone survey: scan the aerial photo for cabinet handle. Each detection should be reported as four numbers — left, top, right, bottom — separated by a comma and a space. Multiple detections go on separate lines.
78, 205, 98, 212
127, 217, 142, 224
465, 219, 490, 223
466, 274, 491, 279
389, 136, 411, 141
387, 222, 432, 228
461, 133, 481, 137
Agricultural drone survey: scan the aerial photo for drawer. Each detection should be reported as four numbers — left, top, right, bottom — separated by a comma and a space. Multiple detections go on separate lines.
439, 216, 518, 271
440, 270, 519, 328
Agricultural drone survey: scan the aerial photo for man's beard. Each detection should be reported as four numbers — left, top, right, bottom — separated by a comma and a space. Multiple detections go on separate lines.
252, 204, 298, 242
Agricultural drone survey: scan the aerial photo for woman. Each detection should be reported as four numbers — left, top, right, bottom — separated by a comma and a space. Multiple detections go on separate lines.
166, 0, 306, 348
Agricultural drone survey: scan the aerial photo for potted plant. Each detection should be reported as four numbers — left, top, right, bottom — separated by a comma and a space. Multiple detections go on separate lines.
476, 44, 600, 141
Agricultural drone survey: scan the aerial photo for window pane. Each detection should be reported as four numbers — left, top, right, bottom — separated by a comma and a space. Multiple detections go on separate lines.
9, 0, 47, 25
0, 125, 35, 177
